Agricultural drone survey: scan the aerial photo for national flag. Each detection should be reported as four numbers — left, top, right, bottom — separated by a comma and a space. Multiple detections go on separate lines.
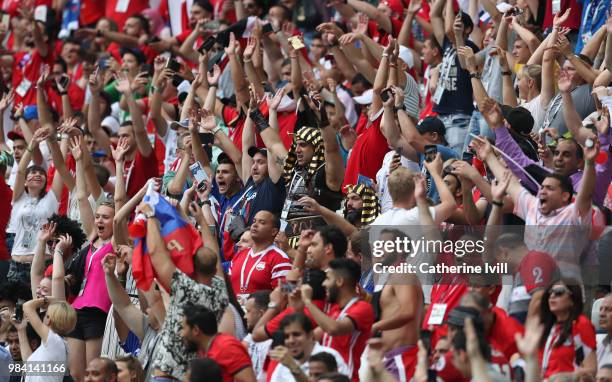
129, 183, 203, 291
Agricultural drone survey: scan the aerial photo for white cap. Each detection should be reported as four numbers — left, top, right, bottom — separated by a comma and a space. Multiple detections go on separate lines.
353, 88, 373, 105
177, 80, 191, 95
101, 116, 120, 134
398, 45, 414, 68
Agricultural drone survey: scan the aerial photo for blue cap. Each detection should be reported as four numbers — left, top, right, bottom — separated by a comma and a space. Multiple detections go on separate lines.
24, 105, 38, 121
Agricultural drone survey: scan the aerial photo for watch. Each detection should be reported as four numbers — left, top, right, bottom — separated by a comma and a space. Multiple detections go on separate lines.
469, 72, 481, 79
144, 209, 155, 219
501, 71, 512, 76
267, 302, 279, 310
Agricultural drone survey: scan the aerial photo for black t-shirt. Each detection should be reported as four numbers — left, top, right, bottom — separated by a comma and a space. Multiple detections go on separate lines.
235, 176, 286, 225
433, 38, 480, 115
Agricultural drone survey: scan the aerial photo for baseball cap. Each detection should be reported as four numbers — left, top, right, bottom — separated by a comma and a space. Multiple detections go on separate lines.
417, 116, 446, 136
169, 118, 190, 130
500, 105, 534, 135
353, 89, 373, 105
101, 116, 120, 134
247, 147, 268, 158
7, 130, 25, 141
24, 105, 38, 121
398, 45, 414, 68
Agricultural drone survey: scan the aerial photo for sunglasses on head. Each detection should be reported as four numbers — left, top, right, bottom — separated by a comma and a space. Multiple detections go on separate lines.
550, 286, 570, 297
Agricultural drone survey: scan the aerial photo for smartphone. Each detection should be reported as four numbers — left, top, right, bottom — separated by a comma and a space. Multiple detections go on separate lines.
208, 50, 225, 72
280, 280, 297, 294
420, 329, 432, 355
58, 74, 70, 89
424, 144, 438, 163
34, 5, 47, 23
141, 64, 154, 77
14, 300, 24, 322
288, 36, 305, 50
380, 88, 393, 103
165, 58, 181, 73
198, 36, 216, 54
98, 57, 108, 70
0, 13, 10, 30
262, 23, 274, 34
199, 132, 214, 159
189, 161, 209, 191
203, 20, 220, 30
462, 151, 474, 163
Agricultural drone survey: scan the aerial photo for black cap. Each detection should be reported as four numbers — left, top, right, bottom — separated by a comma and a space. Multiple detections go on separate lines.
247, 146, 268, 158
417, 117, 446, 136
500, 105, 534, 135
446, 306, 484, 330
217, 152, 233, 164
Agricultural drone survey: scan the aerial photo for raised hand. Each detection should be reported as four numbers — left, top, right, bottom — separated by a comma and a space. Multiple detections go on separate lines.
384, 37, 395, 55
583, 136, 600, 163
32, 127, 51, 145
207, 64, 221, 86
111, 137, 130, 163
515, 316, 544, 356
553, 8, 571, 27
243, 37, 257, 60
55, 74, 70, 93
0, 91, 14, 111
491, 170, 512, 201
37, 64, 50, 87
479, 97, 504, 128
38, 222, 57, 244
495, 46, 510, 72
407, 0, 422, 15
153, 55, 167, 74
471, 136, 494, 161
354, 13, 369, 34
297, 196, 322, 214
557, 70, 572, 93
423, 152, 443, 175
58, 117, 81, 136
114, 72, 132, 94
199, 109, 217, 132
453, 13, 464, 35
69, 135, 84, 161
131, 72, 149, 93
55, 234, 73, 253
268, 88, 285, 111
592, 108, 610, 136
556, 34, 572, 56
413, 173, 427, 199
102, 253, 117, 276
89, 68, 104, 93
188, 201, 205, 224
451, 160, 480, 181
457, 46, 477, 73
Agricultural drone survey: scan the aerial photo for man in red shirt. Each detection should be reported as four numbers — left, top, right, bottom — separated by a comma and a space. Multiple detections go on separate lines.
229, 210, 292, 303
181, 304, 257, 382
300, 258, 374, 381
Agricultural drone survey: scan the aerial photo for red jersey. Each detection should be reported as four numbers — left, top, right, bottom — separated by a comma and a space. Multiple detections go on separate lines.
517, 251, 560, 293
124, 149, 160, 198
0, 177, 12, 260
198, 333, 253, 382
321, 298, 374, 381
543, 0, 582, 30
488, 307, 524, 361
540, 314, 596, 378
229, 245, 292, 296
264, 301, 328, 336
105, 0, 149, 30
80, 0, 104, 26
12, 49, 54, 106
342, 113, 388, 189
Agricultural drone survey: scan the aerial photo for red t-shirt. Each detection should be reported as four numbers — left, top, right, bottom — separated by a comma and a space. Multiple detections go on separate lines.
540, 314, 596, 378
342, 113, 388, 189
80, 0, 105, 26
264, 301, 327, 336
543, 0, 582, 30
488, 307, 524, 370
229, 245, 292, 296
105, 0, 149, 30
125, 149, 160, 198
517, 251, 559, 293
434, 350, 469, 382
223, 104, 267, 152
321, 299, 374, 381
0, 177, 12, 260
198, 333, 253, 382
367, 17, 403, 46
12, 49, 54, 106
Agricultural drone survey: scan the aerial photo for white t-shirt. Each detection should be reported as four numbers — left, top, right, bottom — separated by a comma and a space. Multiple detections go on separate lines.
270, 343, 349, 382
371, 205, 436, 226
520, 95, 546, 132
243, 334, 272, 382
376, 151, 420, 213
25, 330, 68, 382
7, 142, 51, 188
67, 192, 105, 228
9, 191, 59, 256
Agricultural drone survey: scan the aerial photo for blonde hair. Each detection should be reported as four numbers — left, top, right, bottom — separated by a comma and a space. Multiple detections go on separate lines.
388, 168, 415, 203
47, 302, 77, 336
520, 64, 542, 92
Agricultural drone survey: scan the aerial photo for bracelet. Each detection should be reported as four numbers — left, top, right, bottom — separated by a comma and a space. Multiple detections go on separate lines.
469, 72, 481, 79
584, 159, 594, 166
491, 200, 503, 207
249, 109, 270, 133
501, 71, 512, 76
382, 53, 389, 57
54, 248, 64, 258
202, 200, 211, 206
212, 126, 222, 135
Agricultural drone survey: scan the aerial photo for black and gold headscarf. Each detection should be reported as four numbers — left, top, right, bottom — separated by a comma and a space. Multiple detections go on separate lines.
343, 184, 380, 225
283, 126, 326, 184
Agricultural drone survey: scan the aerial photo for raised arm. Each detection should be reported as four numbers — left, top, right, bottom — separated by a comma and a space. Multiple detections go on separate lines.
115, 72, 153, 157
253, 90, 288, 183
498, 48, 518, 106
69, 136, 96, 239
511, 18, 540, 53
12, 128, 49, 203
347, 0, 392, 33
429, 0, 446, 46
540, 44, 557, 109
423, 154, 458, 224
225, 32, 250, 109
87, 69, 112, 153
31, 223, 55, 299
141, 202, 176, 292
299, 196, 358, 237
300, 285, 356, 336
576, 138, 598, 216
51, 235, 71, 301
558, 34, 598, 85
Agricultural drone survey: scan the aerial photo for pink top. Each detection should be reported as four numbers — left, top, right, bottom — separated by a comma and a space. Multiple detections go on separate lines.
72, 242, 113, 313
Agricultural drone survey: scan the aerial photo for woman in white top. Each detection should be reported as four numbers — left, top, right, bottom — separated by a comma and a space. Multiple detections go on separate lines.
12, 297, 77, 382
7, 127, 63, 285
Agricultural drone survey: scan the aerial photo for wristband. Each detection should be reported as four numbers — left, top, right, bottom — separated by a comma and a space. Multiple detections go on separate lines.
501, 71, 512, 76
469, 72, 481, 79
201, 200, 211, 206
491, 200, 503, 207
584, 159, 594, 166
249, 109, 270, 133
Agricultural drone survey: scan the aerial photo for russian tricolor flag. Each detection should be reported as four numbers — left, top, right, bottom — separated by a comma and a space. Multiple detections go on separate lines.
129, 182, 203, 291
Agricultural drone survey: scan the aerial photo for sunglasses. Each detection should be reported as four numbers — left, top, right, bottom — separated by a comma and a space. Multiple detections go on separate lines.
550, 286, 571, 297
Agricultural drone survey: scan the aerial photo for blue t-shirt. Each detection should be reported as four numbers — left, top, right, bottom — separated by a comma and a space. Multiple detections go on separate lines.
418, 144, 459, 203
232, 176, 286, 225
433, 38, 480, 115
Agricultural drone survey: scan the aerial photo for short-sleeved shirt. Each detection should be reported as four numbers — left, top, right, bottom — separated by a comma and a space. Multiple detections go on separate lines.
12, 49, 54, 106
371, 206, 437, 226
10, 192, 59, 257
433, 39, 480, 115
508, 251, 560, 316
124, 150, 160, 198
321, 299, 374, 381
198, 333, 253, 382
152, 270, 229, 380
25, 330, 67, 382
270, 342, 349, 382
232, 176, 286, 225
229, 245, 292, 299
540, 315, 596, 378
514, 189, 591, 279
488, 307, 524, 362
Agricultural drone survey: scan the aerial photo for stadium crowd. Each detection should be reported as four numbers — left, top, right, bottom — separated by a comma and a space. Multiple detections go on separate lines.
0, 0, 611, 381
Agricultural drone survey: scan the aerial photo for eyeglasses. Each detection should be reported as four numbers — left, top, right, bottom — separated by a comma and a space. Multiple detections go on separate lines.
550, 286, 570, 297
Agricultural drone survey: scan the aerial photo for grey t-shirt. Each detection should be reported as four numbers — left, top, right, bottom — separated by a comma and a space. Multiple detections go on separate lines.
479, 45, 503, 104
543, 84, 596, 135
